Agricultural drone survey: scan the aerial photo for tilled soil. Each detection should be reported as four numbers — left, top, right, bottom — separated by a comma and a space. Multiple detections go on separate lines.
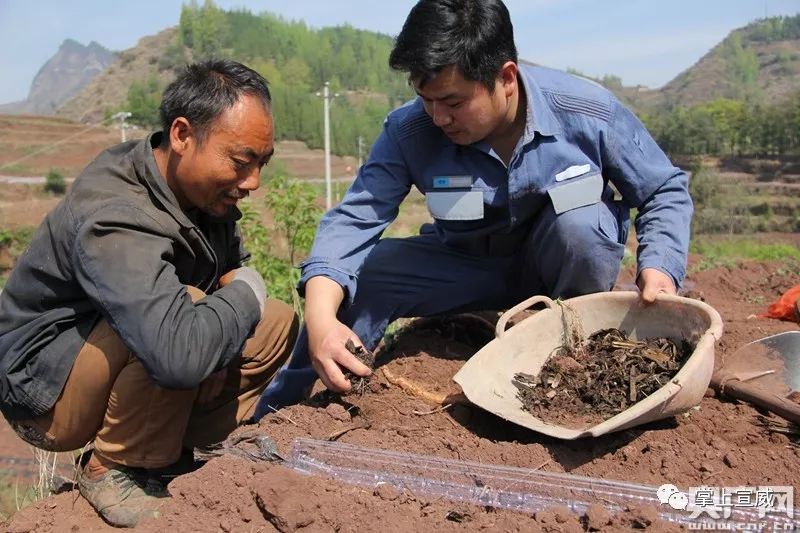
3, 252, 800, 532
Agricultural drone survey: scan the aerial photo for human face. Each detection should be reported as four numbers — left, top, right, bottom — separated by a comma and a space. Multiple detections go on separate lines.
413, 64, 517, 146
167, 94, 274, 217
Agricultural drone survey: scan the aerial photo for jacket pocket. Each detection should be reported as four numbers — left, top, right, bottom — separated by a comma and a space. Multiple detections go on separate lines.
425, 190, 484, 221
547, 172, 603, 215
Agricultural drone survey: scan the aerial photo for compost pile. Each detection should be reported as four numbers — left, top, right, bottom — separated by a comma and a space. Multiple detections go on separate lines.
513, 328, 693, 427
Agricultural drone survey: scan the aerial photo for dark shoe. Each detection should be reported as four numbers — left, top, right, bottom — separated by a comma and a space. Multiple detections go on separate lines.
78, 464, 169, 528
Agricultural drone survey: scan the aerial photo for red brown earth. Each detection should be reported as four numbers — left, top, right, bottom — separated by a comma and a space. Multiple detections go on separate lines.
2, 237, 799, 532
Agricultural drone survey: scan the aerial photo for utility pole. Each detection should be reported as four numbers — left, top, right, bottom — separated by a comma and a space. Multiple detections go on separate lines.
316, 82, 336, 210
111, 111, 132, 143
323, 82, 332, 210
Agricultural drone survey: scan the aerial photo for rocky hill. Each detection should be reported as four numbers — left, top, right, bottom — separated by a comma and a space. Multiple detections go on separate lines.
57, 13, 800, 123
57, 28, 181, 124
0, 39, 115, 116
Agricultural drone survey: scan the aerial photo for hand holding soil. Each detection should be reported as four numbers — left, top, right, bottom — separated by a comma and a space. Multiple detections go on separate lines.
342, 339, 376, 395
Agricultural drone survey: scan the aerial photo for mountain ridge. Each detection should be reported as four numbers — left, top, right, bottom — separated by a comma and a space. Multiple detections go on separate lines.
9, 12, 800, 134
0, 39, 116, 116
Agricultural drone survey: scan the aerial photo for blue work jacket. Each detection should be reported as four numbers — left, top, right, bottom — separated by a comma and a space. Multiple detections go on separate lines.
300, 64, 692, 305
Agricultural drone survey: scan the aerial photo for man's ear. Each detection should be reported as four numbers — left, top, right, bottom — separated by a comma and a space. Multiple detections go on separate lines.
499, 61, 519, 98
169, 117, 194, 156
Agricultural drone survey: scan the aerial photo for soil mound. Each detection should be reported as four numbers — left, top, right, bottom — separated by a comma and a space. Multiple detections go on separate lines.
3, 256, 799, 531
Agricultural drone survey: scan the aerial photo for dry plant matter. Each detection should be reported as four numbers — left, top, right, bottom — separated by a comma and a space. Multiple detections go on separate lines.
514, 325, 692, 427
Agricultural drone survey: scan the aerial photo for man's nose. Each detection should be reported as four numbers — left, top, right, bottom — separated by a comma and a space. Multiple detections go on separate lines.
240, 167, 261, 191
431, 102, 452, 127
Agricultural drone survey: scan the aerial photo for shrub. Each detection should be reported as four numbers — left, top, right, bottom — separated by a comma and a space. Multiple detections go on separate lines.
238, 175, 323, 313
44, 170, 66, 195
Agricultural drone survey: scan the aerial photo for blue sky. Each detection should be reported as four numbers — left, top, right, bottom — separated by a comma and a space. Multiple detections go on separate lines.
1, 0, 798, 104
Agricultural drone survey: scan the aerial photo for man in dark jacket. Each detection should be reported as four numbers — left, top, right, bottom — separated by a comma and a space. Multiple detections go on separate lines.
0, 59, 298, 527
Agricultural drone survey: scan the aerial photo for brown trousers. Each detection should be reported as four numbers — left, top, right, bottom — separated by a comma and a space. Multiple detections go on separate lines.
11, 290, 298, 469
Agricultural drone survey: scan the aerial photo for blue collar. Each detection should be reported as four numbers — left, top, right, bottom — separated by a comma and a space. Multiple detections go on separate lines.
519, 67, 562, 142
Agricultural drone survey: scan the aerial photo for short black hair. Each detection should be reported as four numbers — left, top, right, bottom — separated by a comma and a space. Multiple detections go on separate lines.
159, 59, 271, 145
389, 0, 518, 91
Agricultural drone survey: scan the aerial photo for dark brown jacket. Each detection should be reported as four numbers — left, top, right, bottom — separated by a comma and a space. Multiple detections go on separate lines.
0, 133, 261, 420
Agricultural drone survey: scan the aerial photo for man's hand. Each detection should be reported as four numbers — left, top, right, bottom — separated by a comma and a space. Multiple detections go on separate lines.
307, 319, 372, 393
219, 267, 266, 314
304, 276, 371, 393
218, 270, 236, 287
637, 267, 677, 303
197, 369, 227, 404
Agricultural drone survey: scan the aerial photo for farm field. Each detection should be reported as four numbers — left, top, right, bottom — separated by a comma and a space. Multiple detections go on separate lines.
0, 114, 798, 531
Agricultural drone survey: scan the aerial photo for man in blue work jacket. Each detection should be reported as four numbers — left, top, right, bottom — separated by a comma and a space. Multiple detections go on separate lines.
257, 0, 692, 412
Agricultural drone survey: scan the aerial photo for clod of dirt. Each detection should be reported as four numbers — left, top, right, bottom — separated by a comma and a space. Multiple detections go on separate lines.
722, 452, 739, 468
324, 403, 351, 422
343, 338, 376, 395
373, 483, 400, 501
513, 328, 693, 428
582, 503, 612, 531
625, 504, 660, 529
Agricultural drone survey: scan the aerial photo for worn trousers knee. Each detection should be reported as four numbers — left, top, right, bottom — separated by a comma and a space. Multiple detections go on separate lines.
13, 289, 298, 469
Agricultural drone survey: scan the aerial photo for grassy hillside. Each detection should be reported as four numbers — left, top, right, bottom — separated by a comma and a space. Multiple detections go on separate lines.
658, 15, 800, 109
58, 1, 414, 158
55, 5, 800, 160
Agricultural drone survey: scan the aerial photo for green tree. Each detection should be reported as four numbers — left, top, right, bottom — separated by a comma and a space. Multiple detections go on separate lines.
126, 76, 161, 128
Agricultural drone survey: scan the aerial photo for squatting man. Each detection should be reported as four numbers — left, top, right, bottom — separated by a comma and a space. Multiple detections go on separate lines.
256, 0, 693, 413
0, 60, 298, 527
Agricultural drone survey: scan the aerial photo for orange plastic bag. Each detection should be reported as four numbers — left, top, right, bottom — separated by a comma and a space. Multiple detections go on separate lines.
759, 284, 800, 322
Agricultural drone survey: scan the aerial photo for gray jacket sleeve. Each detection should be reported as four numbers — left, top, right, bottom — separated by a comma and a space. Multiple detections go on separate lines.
72, 204, 261, 389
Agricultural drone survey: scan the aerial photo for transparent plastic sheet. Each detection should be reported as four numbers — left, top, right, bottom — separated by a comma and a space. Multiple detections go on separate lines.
289, 438, 798, 530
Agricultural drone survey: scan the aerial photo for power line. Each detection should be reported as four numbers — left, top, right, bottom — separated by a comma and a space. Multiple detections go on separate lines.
0, 114, 122, 171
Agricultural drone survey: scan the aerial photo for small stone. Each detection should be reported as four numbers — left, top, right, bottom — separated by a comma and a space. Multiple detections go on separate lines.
699, 462, 713, 473
553, 507, 573, 524
723, 453, 739, 468
535, 510, 558, 525
551, 355, 583, 374
769, 432, 789, 445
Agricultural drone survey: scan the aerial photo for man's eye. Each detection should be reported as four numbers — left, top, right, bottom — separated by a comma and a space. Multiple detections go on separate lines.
448, 101, 462, 109
232, 159, 249, 169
